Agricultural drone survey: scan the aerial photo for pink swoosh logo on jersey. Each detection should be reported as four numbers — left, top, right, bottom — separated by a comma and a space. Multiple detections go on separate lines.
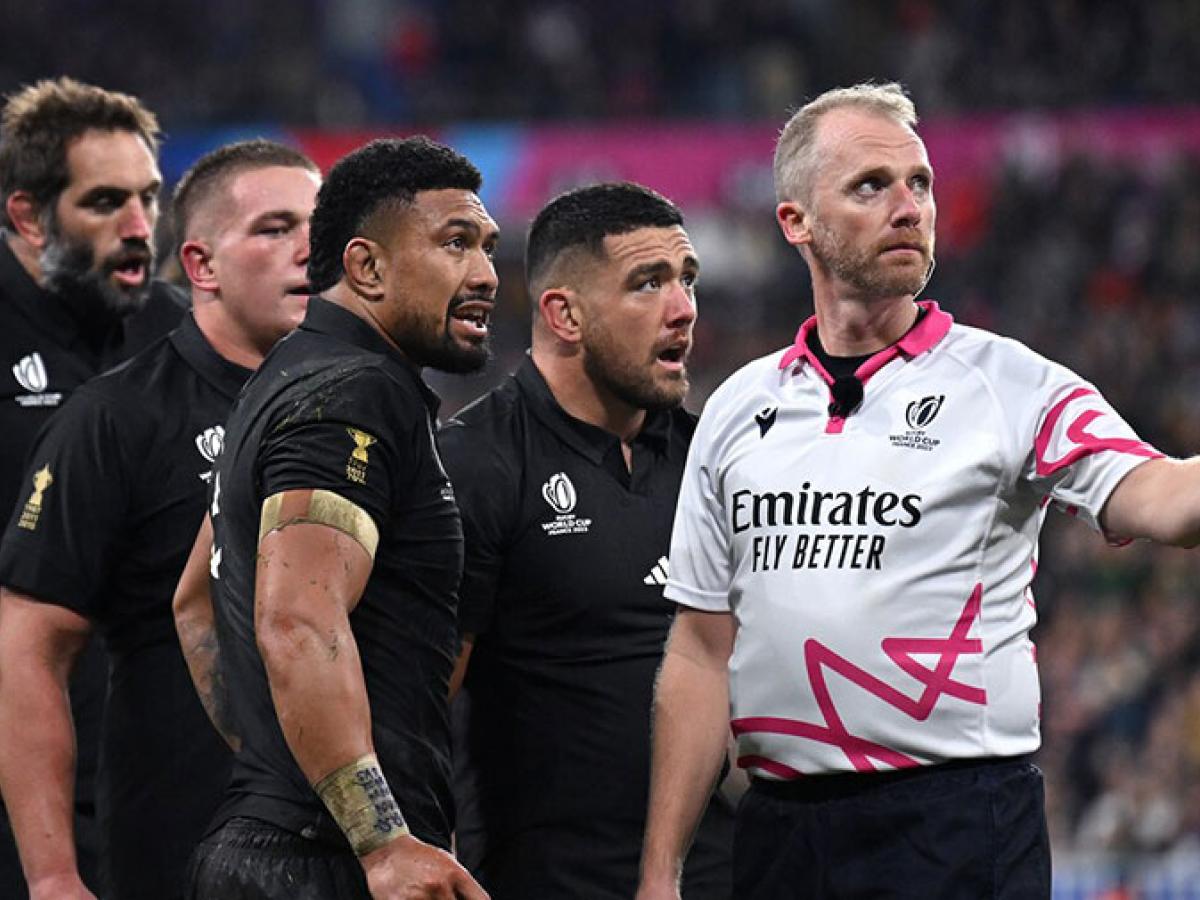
732, 584, 987, 774
1034, 387, 1160, 477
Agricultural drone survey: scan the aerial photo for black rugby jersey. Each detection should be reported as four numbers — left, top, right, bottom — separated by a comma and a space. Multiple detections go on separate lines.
440, 355, 733, 899
0, 237, 185, 520
0, 234, 183, 896
207, 297, 462, 851
0, 314, 244, 899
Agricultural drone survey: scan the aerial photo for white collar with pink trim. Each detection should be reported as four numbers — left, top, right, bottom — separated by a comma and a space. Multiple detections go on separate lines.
778, 300, 955, 384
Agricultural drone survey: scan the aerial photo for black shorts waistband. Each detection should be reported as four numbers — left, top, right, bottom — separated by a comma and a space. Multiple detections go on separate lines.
750, 755, 1032, 803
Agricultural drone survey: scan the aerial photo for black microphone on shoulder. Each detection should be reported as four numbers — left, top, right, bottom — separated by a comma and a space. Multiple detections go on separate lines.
828, 376, 864, 418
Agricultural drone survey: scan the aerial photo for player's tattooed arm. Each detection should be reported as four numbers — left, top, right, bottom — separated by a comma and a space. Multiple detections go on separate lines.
173, 515, 241, 751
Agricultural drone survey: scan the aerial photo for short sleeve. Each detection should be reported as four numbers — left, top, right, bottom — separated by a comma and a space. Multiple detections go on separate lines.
258, 367, 414, 529
663, 405, 734, 612
437, 418, 517, 635
0, 389, 138, 615
1022, 380, 1161, 533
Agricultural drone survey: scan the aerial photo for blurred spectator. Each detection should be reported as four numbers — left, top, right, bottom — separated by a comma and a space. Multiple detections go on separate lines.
3, 1, 1199, 128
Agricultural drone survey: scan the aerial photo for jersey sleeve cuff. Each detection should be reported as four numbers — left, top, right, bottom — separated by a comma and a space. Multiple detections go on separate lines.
664, 580, 730, 612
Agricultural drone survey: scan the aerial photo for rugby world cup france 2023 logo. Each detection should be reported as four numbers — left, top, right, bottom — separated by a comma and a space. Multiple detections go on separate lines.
905, 394, 945, 430
890, 395, 945, 451
540, 472, 592, 536
542, 472, 576, 514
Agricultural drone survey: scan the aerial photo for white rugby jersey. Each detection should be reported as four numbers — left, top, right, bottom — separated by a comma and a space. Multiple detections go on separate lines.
667, 301, 1161, 778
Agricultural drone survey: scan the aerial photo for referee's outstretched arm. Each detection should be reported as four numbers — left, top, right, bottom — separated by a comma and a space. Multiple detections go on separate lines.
637, 608, 735, 900
1101, 456, 1200, 547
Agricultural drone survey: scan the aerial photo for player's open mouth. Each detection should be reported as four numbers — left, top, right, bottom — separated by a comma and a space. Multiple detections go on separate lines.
451, 302, 492, 339
285, 282, 312, 296
111, 258, 149, 287
656, 341, 689, 372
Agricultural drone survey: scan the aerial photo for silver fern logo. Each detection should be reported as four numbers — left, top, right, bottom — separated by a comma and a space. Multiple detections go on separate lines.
195, 425, 224, 482
540, 472, 591, 537
13, 353, 47, 392
541, 472, 577, 514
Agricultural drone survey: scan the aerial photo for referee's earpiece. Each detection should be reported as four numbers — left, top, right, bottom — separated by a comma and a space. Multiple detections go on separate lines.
917, 256, 936, 298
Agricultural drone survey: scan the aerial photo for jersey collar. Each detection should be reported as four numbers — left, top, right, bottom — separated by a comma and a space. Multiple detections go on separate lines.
778, 299, 954, 382
0, 236, 88, 350
515, 354, 670, 466
302, 295, 443, 414
170, 313, 253, 400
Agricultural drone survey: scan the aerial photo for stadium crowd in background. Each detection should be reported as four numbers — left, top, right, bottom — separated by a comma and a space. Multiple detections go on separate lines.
3, 1, 1198, 127
3, 5, 1200, 895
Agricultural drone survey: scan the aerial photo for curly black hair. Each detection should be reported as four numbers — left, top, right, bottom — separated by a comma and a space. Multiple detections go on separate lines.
307, 136, 482, 292
525, 181, 683, 293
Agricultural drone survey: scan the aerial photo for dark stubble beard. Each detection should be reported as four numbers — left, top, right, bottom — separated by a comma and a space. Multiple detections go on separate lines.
392, 295, 491, 374
810, 219, 933, 299
581, 318, 689, 413
39, 227, 153, 317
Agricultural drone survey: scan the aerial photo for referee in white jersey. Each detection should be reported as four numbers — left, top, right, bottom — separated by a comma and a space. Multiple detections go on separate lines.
636, 82, 1200, 900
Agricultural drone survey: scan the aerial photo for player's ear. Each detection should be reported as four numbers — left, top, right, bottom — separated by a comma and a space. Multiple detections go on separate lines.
538, 288, 583, 345
343, 238, 386, 302
179, 240, 218, 292
776, 200, 812, 247
5, 192, 49, 249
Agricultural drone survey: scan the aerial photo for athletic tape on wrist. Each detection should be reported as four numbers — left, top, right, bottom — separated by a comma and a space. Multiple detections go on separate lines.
314, 753, 409, 856
259, 489, 379, 559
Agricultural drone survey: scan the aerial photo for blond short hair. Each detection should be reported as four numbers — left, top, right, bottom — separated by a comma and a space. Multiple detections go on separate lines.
773, 82, 918, 204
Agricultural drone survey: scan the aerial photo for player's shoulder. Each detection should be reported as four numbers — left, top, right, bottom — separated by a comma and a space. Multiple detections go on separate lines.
444, 373, 522, 432
67, 330, 180, 416
439, 375, 524, 473
262, 345, 427, 444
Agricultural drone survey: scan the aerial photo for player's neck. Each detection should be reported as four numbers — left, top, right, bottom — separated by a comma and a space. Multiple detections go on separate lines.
532, 347, 646, 444
5, 232, 45, 287
193, 298, 266, 370
812, 294, 919, 357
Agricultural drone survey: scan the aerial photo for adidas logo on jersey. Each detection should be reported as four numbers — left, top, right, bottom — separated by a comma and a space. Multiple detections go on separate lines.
11, 352, 62, 408
643, 556, 670, 586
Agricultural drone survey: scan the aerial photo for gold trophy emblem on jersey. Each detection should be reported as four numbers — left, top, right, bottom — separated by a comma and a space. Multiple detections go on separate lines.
18, 465, 53, 531
346, 428, 376, 484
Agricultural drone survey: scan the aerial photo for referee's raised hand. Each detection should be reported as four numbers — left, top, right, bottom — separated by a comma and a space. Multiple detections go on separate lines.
363, 834, 489, 900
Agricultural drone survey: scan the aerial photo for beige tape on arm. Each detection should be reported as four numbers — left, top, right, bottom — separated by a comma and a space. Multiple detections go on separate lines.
258, 490, 380, 559
314, 752, 409, 856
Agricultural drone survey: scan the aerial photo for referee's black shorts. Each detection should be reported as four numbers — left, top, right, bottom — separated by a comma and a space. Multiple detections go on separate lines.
733, 756, 1050, 899
186, 816, 370, 900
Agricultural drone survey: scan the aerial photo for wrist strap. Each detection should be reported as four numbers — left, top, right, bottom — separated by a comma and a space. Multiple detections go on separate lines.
314, 753, 409, 855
